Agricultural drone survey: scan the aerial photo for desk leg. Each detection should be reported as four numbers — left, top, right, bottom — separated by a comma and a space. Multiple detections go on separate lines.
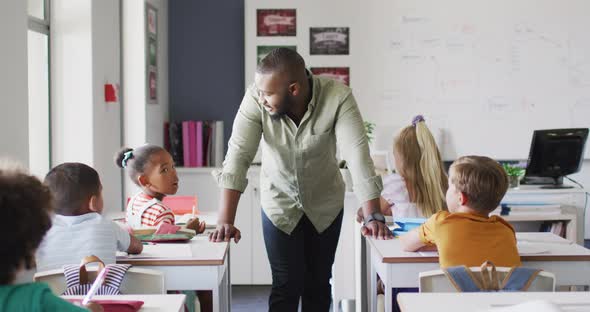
384, 265, 392, 312
369, 247, 377, 312
227, 244, 232, 312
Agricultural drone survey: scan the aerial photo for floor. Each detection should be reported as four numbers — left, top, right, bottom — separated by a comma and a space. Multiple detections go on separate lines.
231, 286, 336, 312
231, 285, 270, 312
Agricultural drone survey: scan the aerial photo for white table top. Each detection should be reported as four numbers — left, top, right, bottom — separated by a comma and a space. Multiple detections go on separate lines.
369, 232, 590, 263
62, 294, 186, 312
117, 235, 229, 266
397, 292, 590, 312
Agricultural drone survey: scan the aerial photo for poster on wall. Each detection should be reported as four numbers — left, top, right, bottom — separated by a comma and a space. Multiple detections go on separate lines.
310, 67, 350, 86
146, 4, 158, 104
309, 27, 349, 55
257, 45, 297, 64
257, 9, 296, 36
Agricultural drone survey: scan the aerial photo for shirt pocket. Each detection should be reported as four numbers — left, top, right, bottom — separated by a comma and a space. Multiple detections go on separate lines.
302, 131, 332, 157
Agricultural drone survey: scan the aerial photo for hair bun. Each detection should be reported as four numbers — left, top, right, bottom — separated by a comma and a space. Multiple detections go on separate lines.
115, 147, 133, 168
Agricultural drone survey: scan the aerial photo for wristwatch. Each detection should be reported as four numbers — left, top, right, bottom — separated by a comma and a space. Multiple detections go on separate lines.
364, 212, 386, 225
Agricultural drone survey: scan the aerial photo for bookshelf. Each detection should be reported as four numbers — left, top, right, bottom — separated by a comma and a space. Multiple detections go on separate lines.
502, 185, 587, 245
492, 206, 577, 242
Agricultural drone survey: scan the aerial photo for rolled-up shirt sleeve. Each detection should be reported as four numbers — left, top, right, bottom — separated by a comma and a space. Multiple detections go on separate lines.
334, 91, 383, 203
213, 86, 262, 192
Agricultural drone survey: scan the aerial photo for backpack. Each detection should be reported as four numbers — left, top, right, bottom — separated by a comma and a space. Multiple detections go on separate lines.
62, 255, 132, 296
442, 261, 542, 292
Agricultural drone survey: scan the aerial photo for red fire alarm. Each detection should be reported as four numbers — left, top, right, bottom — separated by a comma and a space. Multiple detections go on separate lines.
104, 83, 118, 103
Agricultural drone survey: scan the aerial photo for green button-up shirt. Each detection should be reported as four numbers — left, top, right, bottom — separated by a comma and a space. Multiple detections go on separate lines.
214, 74, 382, 234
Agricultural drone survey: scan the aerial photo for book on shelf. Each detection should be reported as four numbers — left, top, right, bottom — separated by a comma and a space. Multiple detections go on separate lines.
168, 122, 183, 166
166, 120, 224, 168
494, 203, 562, 216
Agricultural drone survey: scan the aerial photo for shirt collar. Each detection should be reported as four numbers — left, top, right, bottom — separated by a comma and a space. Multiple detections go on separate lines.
306, 69, 318, 110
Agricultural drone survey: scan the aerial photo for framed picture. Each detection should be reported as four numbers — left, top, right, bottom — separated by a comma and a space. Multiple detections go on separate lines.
310, 27, 349, 55
147, 5, 157, 36
310, 67, 350, 86
257, 45, 297, 64
257, 9, 296, 36
148, 68, 157, 101
145, 4, 158, 104
148, 37, 157, 67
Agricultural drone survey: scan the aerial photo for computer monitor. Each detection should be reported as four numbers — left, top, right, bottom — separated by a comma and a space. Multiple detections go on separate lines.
524, 128, 589, 189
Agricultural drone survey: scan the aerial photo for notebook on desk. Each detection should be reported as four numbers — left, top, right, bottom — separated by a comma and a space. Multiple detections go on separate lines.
389, 218, 426, 237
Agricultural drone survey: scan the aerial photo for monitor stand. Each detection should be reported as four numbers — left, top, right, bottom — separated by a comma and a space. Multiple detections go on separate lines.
540, 176, 574, 189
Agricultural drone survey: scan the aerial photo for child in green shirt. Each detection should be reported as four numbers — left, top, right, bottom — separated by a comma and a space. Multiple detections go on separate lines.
0, 163, 102, 312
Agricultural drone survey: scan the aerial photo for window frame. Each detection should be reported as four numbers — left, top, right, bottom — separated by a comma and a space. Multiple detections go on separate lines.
27, 0, 52, 170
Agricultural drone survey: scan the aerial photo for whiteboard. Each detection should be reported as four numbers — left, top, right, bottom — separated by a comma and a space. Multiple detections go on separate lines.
245, 0, 590, 160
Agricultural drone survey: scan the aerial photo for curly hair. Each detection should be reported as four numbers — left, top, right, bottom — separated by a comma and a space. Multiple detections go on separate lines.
0, 164, 53, 284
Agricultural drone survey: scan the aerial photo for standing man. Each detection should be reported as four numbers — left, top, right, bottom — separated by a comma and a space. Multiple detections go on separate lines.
210, 48, 392, 311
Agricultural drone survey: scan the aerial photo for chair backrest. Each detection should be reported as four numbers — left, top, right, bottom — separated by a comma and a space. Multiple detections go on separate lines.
34, 267, 165, 294
162, 196, 198, 215
419, 267, 555, 292
126, 195, 198, 215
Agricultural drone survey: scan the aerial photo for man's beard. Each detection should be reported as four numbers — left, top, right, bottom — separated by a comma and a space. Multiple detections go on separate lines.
269, 94, 295, 121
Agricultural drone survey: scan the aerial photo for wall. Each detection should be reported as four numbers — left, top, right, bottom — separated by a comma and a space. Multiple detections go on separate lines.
122, 0, 169, 199
52, 0, 122, 213
0, 0, 29, 163
92, 0, 123, 213
168, 0, 245, 148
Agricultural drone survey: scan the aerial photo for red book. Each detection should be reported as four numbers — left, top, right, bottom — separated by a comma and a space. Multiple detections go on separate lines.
189, 121, 197, 167
196, 121, 203, 167
182, 121, 190, 167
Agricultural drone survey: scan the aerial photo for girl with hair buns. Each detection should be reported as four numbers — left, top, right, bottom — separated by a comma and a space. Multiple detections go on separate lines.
115, 144, 206, 233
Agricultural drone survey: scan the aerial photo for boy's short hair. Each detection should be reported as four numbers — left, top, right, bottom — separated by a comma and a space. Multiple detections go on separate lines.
450, 156, 508, 213
44, 163, 101, 216
0, 163, 52, 284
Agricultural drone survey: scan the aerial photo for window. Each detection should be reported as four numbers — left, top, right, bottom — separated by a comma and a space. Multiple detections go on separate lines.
27, 0, 50, 178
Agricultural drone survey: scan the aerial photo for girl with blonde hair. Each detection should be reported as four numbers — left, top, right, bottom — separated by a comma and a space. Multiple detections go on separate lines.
358, 115, 447, 221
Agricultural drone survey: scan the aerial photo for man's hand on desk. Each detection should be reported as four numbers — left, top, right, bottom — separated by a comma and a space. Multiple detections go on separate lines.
209, 224, 241, 243
362, 221, 393, 240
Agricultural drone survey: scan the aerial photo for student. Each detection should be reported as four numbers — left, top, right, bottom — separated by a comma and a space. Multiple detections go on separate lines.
0, 163, 102, 312
116, 144, 205, 232
357, 115, 447, 223
36, 163, 143, 272
400, 155, 521, 268
117, 145, 209, 311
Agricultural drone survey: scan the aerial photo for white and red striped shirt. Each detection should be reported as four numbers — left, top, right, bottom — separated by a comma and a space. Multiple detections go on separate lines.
128, 192, 175, 227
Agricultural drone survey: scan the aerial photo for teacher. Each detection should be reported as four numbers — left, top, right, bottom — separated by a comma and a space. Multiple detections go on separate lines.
210, 48, 392, 311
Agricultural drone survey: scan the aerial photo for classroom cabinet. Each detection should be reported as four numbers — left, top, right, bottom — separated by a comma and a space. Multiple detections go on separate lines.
175, 166, 272, 285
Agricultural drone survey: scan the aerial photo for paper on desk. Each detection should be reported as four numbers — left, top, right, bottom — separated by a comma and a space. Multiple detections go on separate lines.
517, 242, 550, 255
119, 244, 192, 259
488, 300, 563, 312
418, 251, 439, 256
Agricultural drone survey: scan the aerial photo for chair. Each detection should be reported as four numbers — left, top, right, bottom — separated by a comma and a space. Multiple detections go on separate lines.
126, 195, 198, 215
419, 267, 556, 292
162, 195, 198, 215
34, 267, 166, 294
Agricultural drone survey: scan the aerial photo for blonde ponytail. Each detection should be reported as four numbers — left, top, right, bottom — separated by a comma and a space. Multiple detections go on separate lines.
414, 121, 448, 215
394, 117, 448, 217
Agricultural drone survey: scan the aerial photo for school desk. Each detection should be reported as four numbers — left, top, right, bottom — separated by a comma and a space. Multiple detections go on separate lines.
61, 294, 186, 312
367, 232, 590, 312
397, 292, 590, 312
116, 236, 231, 312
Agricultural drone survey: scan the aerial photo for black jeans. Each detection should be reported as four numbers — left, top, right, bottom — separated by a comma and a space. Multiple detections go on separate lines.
262, 209, 343, 312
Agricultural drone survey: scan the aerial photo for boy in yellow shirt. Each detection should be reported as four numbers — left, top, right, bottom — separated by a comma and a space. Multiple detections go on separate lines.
400, 155, 521, 268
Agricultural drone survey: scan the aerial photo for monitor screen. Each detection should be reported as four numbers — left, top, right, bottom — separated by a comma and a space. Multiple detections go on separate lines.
525, 128, 588, 182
